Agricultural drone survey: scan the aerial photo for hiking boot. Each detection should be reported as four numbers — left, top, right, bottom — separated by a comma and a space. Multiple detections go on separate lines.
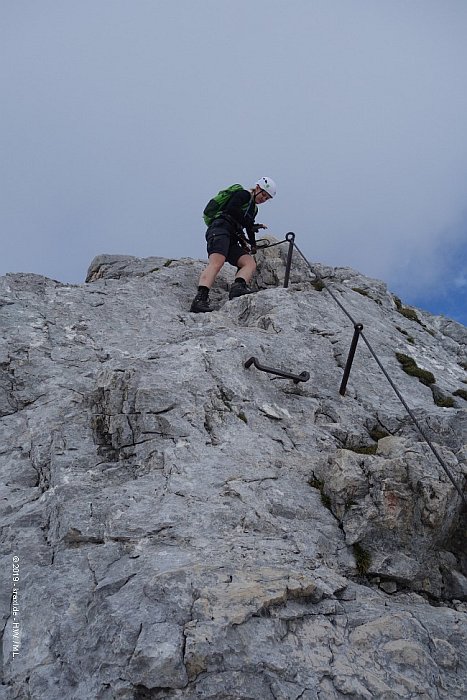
229, 279, 253, 300
190, 290, 213, 313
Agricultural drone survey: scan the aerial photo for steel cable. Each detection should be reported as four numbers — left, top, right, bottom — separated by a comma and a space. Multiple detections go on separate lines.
287, 239, 466, 505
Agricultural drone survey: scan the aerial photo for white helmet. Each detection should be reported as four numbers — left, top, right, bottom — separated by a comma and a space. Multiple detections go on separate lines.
256, 176, 277, 198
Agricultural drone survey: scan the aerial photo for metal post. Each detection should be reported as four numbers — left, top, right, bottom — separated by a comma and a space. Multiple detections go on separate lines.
339, 324, 363, 396
283, 232, 295, 288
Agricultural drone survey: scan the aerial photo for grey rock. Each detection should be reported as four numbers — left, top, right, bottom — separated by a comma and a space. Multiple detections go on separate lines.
379, 580, 398, 594
86, 254, 173, 282
1, 244, 466, 699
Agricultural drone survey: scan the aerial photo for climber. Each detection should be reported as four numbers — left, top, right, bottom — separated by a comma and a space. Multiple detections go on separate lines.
190, 177, 277, 313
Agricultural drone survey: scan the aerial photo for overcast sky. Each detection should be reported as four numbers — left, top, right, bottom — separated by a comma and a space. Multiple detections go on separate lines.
2, 1, 467, 325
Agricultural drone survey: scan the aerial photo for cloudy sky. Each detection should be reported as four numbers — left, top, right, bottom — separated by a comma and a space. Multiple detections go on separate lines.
2, 1, 467, 325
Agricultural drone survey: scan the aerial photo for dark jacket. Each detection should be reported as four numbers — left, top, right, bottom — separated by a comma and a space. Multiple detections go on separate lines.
216, 189, 258, 247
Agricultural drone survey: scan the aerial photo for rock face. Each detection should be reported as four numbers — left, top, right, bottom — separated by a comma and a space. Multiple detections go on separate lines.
1, 240, 466, 699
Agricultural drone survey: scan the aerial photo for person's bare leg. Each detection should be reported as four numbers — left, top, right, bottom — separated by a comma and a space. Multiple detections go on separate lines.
199, 253, 226, 288
235, 254, 256, 284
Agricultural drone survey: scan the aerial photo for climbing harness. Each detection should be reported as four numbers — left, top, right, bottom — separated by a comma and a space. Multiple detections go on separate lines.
249, 233, 467, 505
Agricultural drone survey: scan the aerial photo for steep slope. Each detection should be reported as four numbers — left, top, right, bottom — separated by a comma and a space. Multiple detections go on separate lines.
1, 242, 466, 700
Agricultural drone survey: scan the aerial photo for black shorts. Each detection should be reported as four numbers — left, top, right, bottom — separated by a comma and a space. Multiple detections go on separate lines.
206, 222, 249, 267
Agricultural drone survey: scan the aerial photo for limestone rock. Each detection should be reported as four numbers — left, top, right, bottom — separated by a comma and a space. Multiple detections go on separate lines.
1, 244, 466, 699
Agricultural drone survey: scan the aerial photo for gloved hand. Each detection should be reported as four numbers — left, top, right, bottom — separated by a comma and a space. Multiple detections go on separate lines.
253, 223, 267, 233
250, 245, 257, 255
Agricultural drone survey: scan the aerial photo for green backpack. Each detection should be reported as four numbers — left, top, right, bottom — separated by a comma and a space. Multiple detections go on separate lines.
203, 184, 244, 226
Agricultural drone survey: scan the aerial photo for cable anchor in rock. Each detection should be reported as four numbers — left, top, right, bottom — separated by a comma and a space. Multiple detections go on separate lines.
255, 232, 296, 289
339, 323, 364, 396
283, 232, 295, 288
244, 356, 310, 384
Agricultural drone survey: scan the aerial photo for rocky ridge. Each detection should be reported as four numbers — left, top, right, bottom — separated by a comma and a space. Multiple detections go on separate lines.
1, 239, 466, 699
